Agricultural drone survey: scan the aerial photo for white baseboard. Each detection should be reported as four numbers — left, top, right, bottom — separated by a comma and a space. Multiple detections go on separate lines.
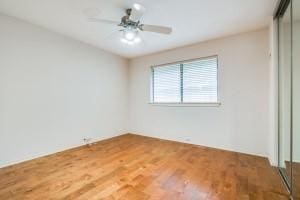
0, 133, 125, 169
130, 132, 269, 161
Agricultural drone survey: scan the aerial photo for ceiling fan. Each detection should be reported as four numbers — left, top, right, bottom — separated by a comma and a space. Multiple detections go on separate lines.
88, 3, 172, 45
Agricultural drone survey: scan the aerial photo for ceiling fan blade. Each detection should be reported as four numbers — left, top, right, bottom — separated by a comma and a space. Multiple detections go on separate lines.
83, 8, 101, 18
140, 24, 172, 34
129, 3, 146, 22
88, 18, 120, 25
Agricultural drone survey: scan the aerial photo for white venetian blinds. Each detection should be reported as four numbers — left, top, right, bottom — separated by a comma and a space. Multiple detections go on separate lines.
151, 56, 218, 103
152, 64, 181, 103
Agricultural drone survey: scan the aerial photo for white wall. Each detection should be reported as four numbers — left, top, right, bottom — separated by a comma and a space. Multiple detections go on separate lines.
0, 14, 128, 167
129, 29, 270, 158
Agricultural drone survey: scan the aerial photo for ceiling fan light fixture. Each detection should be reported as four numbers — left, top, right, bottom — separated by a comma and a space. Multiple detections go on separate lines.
133, 37, 141, 43
121, 38, 132, 44
124, 30, 136, 41
88, 3, 172, 46
133, 3, 143, 11
121, 37, 141, 45
123, 28, 139, 42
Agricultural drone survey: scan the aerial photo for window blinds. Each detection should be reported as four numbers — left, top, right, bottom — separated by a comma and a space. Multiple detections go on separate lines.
152, 64, 181, 103
151, 56, 218, 103
183, 57, 218, 102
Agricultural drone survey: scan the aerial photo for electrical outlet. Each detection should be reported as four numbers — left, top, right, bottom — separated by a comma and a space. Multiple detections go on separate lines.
83, 138, 92, 146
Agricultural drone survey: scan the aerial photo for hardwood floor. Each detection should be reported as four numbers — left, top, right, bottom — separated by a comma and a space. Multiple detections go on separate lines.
0, 134, 289, 200
285, 161, 300, 199
293, 162, 300, 199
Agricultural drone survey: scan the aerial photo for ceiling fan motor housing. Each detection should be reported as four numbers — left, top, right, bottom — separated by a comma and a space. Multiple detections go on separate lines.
120, 9, 140, 29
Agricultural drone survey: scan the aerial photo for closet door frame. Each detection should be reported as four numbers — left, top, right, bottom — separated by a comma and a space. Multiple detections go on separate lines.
275, 0, 294, 195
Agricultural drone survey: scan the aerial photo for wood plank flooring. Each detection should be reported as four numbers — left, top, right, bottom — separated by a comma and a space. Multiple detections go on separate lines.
0, 134, 290, 200
285, 161, 300, 199
293, 162, 300, 199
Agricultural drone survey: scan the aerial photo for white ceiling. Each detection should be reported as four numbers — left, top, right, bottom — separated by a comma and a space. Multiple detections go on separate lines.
0, 0, 277, 58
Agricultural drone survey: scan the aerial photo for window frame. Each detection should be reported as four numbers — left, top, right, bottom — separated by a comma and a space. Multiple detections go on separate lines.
149, 55, 221, 107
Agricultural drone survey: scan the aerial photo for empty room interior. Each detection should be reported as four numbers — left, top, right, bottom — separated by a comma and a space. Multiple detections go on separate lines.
0, 0, 300, 199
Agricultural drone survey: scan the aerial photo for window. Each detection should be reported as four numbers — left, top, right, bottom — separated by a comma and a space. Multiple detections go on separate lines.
151, 56, 218, 104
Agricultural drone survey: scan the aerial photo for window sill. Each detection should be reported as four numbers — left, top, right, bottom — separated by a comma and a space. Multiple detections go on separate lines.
148, 102, 221, 107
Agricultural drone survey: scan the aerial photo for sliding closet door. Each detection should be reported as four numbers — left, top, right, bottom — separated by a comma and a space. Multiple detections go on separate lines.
292, 0, 300, 198
278, 0, 292, 188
